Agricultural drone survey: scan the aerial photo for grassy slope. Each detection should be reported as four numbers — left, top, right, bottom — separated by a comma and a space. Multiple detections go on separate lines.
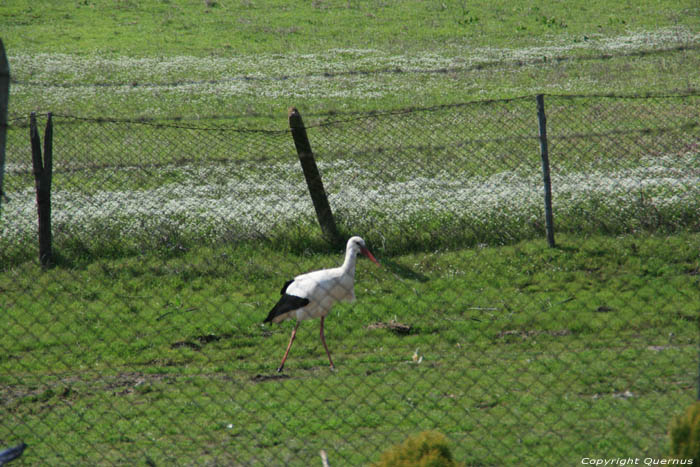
2, 0, 696, 55
3, 0, 700, 119
1, 234, 699, 464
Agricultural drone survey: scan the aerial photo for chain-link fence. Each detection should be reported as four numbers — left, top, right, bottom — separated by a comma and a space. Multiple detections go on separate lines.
1, 93, 699, 465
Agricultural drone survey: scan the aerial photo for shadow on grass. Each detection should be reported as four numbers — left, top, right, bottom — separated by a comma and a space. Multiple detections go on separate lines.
379, 258, 429, 283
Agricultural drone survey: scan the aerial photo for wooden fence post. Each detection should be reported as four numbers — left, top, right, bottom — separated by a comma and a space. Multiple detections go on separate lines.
0, 39, 9, 215
536, 94, 555, 248
288, 107, 341, 246
30, 112, 53, 267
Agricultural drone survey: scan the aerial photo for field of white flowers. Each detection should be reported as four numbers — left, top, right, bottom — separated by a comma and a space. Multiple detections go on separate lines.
3, 24, 699, 263
2, 146, 698, 261
8, 28, 699, 119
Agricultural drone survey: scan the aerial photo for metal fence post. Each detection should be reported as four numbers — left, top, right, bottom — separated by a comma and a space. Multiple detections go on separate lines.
288, 107, 341, 246
0, 39, 9, 218
536, 94, 555, 248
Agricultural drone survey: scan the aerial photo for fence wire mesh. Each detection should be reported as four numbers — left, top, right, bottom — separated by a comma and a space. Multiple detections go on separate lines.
1, 93, 699, 465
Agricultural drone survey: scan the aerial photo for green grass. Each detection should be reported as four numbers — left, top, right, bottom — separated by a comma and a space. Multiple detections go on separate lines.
3, 0, 695, 56
3, 0, 700, 121
2, 1, 700, 464
1, 233, 698, 464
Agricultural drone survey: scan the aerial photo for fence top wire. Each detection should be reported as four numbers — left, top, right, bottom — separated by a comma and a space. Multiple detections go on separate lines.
5, 90, 699, 132
546, 91, 700, 100
302, 96, 535, 130
4, 113, 290, 134
302, 91, 700, 130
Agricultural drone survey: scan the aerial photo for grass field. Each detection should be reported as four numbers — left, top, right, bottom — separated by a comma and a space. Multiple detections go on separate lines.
2, 234, 699, 464
2, 0, 700, 465
3, 0, 700, 120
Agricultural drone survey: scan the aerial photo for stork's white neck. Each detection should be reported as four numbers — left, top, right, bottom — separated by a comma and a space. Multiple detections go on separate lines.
340, 246, 359, 277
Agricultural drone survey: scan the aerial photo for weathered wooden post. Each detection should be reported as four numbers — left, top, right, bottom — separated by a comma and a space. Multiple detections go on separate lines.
536, 94, 555, 248
30, 112, 53, 267
0, 39, 9, 216
288, 107, 341, 246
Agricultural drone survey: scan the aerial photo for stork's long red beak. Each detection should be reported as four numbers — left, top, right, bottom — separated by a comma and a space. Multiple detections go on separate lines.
360, 246, 380, 266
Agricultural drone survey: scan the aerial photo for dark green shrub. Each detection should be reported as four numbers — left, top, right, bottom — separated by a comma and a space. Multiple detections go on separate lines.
371, 431, 463, 467
669, 401, 700, 462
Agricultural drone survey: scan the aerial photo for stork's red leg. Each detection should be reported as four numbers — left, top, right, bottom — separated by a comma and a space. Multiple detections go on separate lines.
277, 322, 299, 372
320, 316, 335, 370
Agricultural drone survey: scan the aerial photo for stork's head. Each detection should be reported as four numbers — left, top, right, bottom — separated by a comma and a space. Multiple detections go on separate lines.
347, 236, 380, 266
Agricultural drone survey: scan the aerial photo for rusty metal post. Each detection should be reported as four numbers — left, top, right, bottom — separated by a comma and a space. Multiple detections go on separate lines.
536, 94, 555, 248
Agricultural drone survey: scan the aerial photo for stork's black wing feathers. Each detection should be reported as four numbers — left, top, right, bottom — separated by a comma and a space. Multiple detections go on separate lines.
280, 279, 294, 295
264, 293, 310, 323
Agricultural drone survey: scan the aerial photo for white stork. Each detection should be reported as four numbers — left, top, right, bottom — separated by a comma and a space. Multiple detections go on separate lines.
264, 236, 380, 372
